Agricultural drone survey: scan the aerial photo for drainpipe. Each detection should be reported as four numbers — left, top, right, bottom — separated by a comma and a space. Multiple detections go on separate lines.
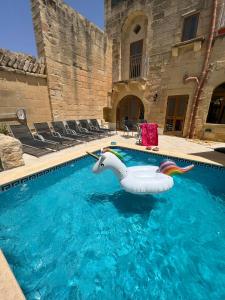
185, 0, 218, 139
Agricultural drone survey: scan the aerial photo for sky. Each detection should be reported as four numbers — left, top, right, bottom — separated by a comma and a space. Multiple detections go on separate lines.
0, 0, 104, 56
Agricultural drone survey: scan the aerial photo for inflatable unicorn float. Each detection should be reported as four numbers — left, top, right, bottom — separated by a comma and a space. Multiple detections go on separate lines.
87, 148, 194, 195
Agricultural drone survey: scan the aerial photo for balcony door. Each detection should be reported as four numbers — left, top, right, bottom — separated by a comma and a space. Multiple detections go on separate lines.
164, 95, 189, 136
130, 39, 143, 79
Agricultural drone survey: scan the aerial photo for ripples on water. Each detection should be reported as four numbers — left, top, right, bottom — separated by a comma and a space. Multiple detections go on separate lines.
0, 149, 225, 299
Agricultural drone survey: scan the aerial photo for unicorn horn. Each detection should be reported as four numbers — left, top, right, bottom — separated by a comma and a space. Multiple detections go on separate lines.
86, 152, 100, 160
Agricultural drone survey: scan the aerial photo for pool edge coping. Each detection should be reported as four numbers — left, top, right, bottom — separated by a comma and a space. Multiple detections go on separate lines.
113, 144, 225, 168
1, 142, 225, 192
0, 250, 25, 300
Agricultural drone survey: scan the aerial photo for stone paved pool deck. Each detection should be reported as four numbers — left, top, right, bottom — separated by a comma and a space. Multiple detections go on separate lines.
0, 133, 225, 187
0, 133, 225, 299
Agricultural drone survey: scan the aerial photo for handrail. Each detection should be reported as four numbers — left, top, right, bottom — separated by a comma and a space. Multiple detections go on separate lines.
130, 54, 142, 79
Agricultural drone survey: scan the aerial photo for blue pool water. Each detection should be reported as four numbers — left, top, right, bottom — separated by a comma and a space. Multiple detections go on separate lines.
0, 148, 225, 299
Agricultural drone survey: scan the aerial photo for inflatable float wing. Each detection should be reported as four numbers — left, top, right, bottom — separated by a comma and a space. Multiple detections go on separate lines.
87, 149, 194, 195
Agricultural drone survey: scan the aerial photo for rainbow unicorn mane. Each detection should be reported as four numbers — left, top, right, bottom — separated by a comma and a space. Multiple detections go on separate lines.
102, 148, 124, 162
159, 160, 194, 176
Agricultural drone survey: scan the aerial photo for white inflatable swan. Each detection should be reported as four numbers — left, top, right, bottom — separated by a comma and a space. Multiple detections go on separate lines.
87, 149, 176, 194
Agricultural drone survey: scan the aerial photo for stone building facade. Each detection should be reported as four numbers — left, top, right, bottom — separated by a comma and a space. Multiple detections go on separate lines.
0, 0, 225, 141
31, 0, 112, 121
106, 0, 225, 141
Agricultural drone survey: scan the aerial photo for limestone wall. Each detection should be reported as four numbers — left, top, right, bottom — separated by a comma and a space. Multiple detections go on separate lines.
106, 0, 225, 141
0, 48, 52, 126
31, 0, 112, 121
203, 123, 225, 142
0, 70, 52, 126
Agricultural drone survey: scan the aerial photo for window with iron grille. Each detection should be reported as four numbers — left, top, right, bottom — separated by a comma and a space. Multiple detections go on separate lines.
182, 14, 199, 42
129, 40, 143, 79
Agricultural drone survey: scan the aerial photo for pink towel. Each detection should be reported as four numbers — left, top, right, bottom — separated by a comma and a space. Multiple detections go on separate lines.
140, 123, 158, 146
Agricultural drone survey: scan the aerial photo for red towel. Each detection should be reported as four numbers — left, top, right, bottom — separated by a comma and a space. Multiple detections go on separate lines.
140, 123, 158, 146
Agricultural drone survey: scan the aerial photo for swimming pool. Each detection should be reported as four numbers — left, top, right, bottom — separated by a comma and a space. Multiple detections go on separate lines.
0, 148, 225, 299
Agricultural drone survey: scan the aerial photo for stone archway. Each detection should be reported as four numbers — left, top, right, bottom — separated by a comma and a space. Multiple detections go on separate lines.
206, 83, 225, 124
116, 95, 145, 129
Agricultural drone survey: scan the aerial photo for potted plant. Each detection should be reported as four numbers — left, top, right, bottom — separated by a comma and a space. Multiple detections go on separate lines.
0, 124, 9, 135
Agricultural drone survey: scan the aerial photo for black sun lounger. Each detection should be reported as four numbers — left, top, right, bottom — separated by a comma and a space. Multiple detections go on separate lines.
9, 125, 60, 152
214, 147, 225, 154
51, 122, 84, 144
22, 145, 53, 157
79, 120, 106, 137
66, 120, 96, 141
34, 122, 76, 147
74, 120, 101, 138
0, 131, 53, 159
88, 119, 114, 135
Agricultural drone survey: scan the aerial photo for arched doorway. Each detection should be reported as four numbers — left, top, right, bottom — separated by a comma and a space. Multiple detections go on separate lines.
116, 95, 145, 129
207, 83, 225, 124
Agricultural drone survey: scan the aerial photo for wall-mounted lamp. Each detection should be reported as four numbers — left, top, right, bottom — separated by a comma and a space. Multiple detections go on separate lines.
16, 108, 27, 124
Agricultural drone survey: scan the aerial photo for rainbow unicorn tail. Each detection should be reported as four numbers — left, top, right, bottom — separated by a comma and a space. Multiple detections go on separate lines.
159, 160, 194, 176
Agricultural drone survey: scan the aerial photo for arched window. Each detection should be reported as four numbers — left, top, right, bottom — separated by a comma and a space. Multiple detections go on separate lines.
121, 13, 148, 80
207, 83, 225, 124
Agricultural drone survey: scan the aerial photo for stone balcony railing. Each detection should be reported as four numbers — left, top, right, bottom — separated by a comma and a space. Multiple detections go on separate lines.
129, 54, 143, 79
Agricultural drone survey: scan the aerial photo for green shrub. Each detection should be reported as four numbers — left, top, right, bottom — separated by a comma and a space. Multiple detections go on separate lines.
0, 124, 9, 135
